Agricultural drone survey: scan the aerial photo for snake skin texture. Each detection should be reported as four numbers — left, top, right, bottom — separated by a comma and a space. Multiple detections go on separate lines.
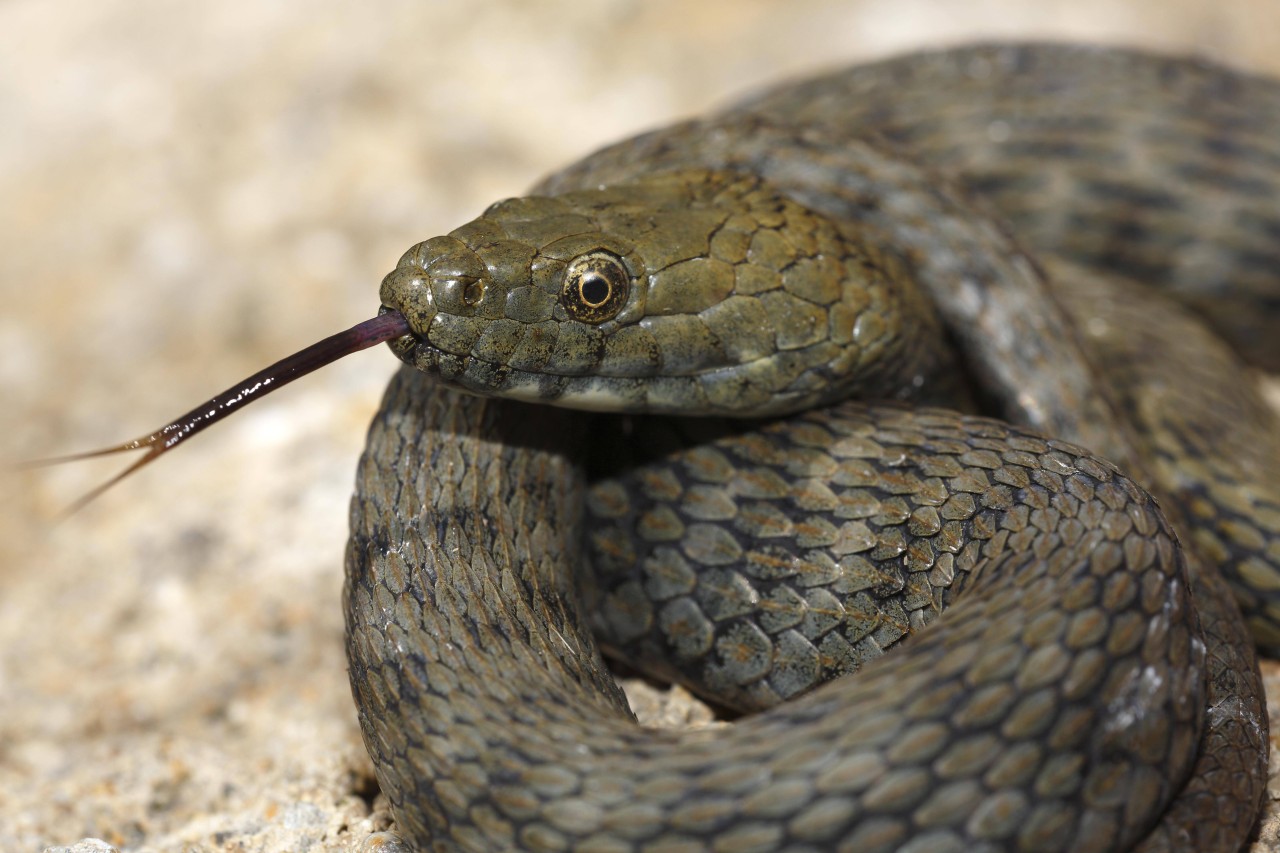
344, 44, 1279, 851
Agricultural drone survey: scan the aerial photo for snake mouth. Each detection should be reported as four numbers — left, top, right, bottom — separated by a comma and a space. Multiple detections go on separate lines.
385, 327, 572, 404
378, 304, 421, 348
377, 316, 657, 411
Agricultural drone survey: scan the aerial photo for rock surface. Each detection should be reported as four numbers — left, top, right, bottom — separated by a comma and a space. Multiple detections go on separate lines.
2, 1, 1278, 850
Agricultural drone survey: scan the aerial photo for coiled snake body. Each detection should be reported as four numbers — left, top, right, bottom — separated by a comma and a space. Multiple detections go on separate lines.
344, 44, 1280, 852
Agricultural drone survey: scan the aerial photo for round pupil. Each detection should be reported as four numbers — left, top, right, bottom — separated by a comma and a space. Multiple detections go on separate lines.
579, 273, 611, 306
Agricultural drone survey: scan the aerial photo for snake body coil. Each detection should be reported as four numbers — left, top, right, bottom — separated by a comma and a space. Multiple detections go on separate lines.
344, 44, 1280, 851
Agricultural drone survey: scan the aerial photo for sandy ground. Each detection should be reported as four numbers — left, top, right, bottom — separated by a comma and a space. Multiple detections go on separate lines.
3, 1, 1279, 850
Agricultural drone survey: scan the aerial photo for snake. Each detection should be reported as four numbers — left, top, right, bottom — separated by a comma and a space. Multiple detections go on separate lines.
71, 42, 1279, 852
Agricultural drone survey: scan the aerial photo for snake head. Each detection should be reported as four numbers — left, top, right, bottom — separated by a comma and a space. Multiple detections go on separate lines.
378, 195, 650, 408
381, 169, 939, 416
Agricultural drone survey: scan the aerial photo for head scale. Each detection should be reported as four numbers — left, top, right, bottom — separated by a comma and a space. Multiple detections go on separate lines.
380, 169, 930, 416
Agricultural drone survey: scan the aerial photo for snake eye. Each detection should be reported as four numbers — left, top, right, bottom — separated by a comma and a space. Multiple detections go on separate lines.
561, 250, 630, 324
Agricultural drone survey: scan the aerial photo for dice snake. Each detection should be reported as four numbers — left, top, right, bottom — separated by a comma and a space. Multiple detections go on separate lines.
351, 42, 1280, 851
70, 42, 1280, 852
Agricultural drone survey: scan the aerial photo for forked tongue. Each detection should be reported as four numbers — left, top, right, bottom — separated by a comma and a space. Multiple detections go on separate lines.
29, 311, 410, 514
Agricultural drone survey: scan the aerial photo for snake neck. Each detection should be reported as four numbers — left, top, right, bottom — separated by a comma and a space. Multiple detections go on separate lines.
344, 376, 624, 707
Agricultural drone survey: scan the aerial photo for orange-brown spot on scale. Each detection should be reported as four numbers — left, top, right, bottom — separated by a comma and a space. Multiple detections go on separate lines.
808, 601, 845, 620
793, 521, 829, 541
665, 616, 699, 642
748, 551, 792, 571
725, 640, 758, 665
594, 537, 629, 560
878, 471, 919, 492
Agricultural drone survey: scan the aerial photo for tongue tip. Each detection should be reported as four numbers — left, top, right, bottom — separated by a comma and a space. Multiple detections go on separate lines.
29, 310, 413, 514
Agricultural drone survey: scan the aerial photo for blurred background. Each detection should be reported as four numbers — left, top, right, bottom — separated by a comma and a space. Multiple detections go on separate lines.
3, 1, 1278, 850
